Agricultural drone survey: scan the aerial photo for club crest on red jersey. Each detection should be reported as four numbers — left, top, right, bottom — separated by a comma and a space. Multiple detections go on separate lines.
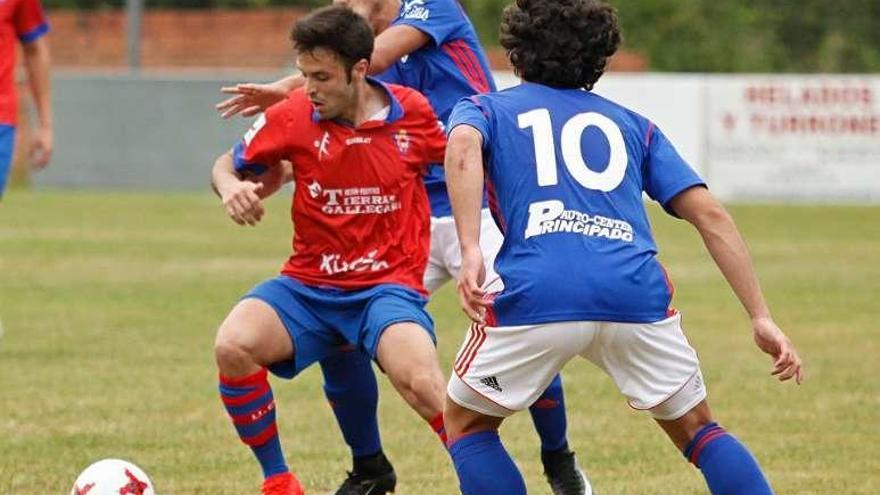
393, 130, 411, 155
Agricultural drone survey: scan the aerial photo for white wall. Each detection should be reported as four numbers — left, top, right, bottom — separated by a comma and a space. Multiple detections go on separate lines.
496, 71, 880, 202
36, 72, 880, 202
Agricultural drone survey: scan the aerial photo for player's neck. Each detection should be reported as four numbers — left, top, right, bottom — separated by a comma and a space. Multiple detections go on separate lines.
341, 79, 390, 127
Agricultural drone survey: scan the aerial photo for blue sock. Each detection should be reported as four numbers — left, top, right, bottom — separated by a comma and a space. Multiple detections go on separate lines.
320, 347, 383, 458
219, 368, 288, 478
683, 423, 773, 495
449, 430, 526, 495
529, 374, 569, 452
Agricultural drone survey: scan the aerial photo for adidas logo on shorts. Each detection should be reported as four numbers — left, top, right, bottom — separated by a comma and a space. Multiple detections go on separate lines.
480, 376, 502, 392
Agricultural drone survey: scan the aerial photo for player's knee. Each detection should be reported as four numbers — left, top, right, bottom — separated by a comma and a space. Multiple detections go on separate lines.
405, 369, 444, 404
214, 331, 258, 374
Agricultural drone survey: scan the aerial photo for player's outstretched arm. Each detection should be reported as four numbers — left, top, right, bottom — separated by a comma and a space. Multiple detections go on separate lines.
669, 186, 804, 384
446, 125, 490, 323
211, 151, 268, 227
216, 24, 428, 119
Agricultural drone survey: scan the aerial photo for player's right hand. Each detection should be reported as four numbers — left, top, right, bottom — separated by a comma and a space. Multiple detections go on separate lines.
751, 316, 804, 385
457, 246, 490, 324
216, 82, 288, 119
219, 181, 266, 226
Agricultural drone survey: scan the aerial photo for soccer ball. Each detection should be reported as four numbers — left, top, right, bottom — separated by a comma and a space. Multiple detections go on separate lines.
70, 459, 155, 495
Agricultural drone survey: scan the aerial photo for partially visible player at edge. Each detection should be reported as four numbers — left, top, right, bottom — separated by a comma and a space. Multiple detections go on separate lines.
442, 1, 804, 494
216, 1, 588, 494
1, 0, 53, 199
211, 6, 450, 494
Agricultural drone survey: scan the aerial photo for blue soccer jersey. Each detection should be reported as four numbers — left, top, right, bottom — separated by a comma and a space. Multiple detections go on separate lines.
448, 82, 706, 326
376, 0, 496, 217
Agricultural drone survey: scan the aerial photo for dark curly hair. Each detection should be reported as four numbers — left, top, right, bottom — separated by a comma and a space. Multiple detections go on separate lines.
291, 4, 374, 75
500, 0, 622, 90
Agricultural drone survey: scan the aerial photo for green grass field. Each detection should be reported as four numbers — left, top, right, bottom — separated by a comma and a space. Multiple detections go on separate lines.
1, 190, 878, 494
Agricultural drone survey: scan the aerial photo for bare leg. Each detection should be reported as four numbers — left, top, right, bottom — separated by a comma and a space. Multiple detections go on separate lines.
214, 298, 302, 492
374, 321, 446, 421
214, 298, 293, 377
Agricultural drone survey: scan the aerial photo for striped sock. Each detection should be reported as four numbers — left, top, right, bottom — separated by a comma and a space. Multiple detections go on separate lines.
684, 422, 773, 495
219, 368, 288, 478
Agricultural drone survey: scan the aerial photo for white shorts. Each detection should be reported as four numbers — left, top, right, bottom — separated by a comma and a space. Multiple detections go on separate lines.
447, 312, 707, 421
423, 208, 503, 294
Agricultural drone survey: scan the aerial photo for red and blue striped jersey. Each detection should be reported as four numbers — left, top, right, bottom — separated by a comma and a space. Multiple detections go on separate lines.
1, 0, 49, 125
376, 0, 495, 217
233, 80, 446, 295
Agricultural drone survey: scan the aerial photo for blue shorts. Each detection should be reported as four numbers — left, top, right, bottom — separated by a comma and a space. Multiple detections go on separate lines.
0, 125, 15, 196
244, 275, 435, 379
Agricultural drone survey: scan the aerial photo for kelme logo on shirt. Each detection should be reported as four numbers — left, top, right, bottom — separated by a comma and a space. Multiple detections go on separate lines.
402, 0, 430, 21
314, 131, 331, 160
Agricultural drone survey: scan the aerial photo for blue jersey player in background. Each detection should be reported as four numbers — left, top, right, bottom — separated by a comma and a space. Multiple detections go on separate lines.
216, 1, 589, 494
442, 1, 804, 494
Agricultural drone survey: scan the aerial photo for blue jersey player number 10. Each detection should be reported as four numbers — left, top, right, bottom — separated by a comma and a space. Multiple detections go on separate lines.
519, 108, 628, 192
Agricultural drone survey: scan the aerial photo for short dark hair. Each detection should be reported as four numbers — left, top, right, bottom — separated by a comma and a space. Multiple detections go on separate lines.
291, 4, 374, 74
500, 0, 622, 90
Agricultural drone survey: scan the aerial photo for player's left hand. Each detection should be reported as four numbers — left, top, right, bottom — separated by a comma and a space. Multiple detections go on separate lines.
216, 82, 288, 119
457, 246, 490, 323
30, 126, 53, 169
752, 316, 804, 384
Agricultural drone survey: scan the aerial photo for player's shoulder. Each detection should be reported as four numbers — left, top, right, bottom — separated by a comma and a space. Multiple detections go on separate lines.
275, 88, 312, 113
388, 84, 436, 118
265, 88, 316, 124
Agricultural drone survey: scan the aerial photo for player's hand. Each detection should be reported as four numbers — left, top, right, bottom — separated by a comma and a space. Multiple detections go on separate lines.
752, 316, 804, 384
457, 246, 490, 323
219, 181, 266, 226
30, 126, 53, 169
216, 82, 288, 119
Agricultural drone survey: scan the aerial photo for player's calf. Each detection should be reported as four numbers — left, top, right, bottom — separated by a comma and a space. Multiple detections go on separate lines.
657, 401, 773, 495
375, 321, 448, 442
445, 398, 524, 495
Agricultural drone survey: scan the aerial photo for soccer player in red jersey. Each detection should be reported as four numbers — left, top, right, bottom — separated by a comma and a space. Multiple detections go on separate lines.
0, 0, 52, 198
210, 6, 449, 495
217, 3, 588, 493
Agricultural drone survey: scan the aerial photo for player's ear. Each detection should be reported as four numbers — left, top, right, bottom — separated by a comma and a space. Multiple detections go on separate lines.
351, 58, 370, 82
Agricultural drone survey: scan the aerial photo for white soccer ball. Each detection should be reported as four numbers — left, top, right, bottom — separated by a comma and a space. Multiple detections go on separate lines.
70, 459, 155, 495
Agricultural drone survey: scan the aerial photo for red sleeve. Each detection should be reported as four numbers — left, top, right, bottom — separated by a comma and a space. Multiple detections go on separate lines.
15, 0, 49, 43
232, 101, 294, 176
411, 93, 447, 165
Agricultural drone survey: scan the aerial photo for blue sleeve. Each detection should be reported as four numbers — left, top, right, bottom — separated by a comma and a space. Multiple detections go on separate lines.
447, 96, 491, 149
374, 64, 403, 85
394, 0, 464, 46
642, 124, 706, 216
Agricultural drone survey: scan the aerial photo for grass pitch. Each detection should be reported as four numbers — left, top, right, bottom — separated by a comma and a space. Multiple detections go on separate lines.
1, 190, 878, 494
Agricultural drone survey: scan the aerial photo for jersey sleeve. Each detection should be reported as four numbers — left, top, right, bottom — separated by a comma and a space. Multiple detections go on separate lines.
394, 0, 464, 47
447, 96, 491, 150
374, 64, 404, 85
641, 123, 706, 216
15, 0, 50, 43
409, 93, 447, 165
232, 103, 292, 176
